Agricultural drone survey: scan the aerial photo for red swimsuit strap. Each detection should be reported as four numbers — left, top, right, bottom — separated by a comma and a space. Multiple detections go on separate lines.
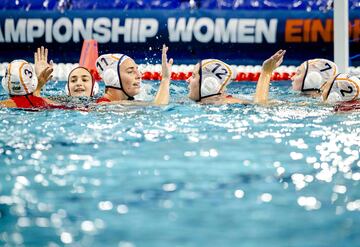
96, 97, 111, 103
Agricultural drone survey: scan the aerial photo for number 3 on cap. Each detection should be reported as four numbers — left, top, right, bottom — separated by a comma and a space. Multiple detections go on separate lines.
24, 69, 33, 79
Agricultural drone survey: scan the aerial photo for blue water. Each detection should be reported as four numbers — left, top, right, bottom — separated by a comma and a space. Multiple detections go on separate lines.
0, 81, 359, 247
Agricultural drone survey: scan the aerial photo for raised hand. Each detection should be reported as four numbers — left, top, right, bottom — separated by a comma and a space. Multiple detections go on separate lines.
262, 49, 286, 72
254, 49, 286, 104
34, 46, 54, 95
153, 45, 173, 105
161, 44, 173, 80
34, 46, 53, 78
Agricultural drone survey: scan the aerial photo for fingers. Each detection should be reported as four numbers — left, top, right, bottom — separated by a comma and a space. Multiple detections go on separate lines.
162, 44, 170, 67
275, 49, 284, 55
273, 49, 284, 57
162, 44, 169, 57
278, 50, 286, 57
169, 58, 173, 65
162, 44, 167, 62
272, 49, 286, 61
37, 47, 41, 61
41, 46, 45, 60
162, 44, 168, 53
35, 46, 48, 61
279, 50, 286, 58
34, 52, 38, 63
45, 47, 48, 62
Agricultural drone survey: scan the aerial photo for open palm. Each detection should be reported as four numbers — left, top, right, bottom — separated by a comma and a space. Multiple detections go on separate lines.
262, 50, 286, 72
161, 44, 173, 80
34, 46, 53, 78
34, 46, 53, 92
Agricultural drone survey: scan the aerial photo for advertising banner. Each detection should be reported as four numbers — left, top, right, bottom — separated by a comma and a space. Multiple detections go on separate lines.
0, 10, 359, 65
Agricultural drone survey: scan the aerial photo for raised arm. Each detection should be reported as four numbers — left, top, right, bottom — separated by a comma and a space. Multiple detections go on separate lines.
153, 44, 173, 106
254, 49, 286, 105
33, 46, 53, 96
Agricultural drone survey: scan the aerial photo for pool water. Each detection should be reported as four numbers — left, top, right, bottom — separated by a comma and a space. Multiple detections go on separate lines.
0, 81, 359, 247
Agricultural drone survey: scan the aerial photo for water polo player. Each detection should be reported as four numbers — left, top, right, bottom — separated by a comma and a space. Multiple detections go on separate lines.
65, 67, 99, 97
33, 46, 99, 98
291, 59, 338, 96
321, 73, 360, 104
95, 44, 173, 105
0, 59, 58, 109
187, 50, 286, 105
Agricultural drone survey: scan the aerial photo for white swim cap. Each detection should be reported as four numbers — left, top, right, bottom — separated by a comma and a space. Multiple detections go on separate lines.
301, 59, 338, 92
95, 54, 130, 89
65, 67, 99, 96
198, 59, 236, 100
1, 60, 38, 96
323, 73, 360, 103
325, 91, 343, 104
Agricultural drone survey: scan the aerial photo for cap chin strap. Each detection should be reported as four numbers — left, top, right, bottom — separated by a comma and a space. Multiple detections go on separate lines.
116, 55, 134, 101
323, 73, 341, 102
196, 60, 203, 102
300, 61, 319, 92
301, 60, 329, 93
200, 93, 222, 100
196, 61, 222, 102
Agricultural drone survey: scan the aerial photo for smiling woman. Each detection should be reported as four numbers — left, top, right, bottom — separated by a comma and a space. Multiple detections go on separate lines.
65, 67, 99, 97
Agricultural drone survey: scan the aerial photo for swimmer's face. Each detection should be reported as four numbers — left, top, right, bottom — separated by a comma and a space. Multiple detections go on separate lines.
119, 58, 142, 97
187, 63, 201, 101
291, 63, 306, 91
68, 67, 93, 97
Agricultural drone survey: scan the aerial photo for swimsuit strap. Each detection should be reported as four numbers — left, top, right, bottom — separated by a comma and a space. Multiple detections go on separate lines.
301, 61, 310, 92
200, 93, 222, 100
